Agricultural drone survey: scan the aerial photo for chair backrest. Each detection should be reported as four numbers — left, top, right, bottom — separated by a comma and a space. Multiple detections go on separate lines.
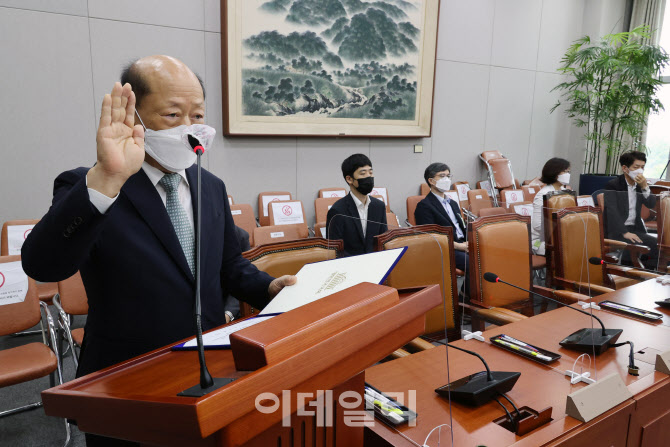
268, 200, 306, 226
375, 225, 459, 336
57, 271, 88, 315
0, 255, 41, 335
521, 185, 539, 202
242, 239, 343, 316
227, 195, 234, 205
230, 204, 257, 247
553, 207, 606, 286
1, 219, 39, 256
658, 193, 670, 246
479, 207, 508, 217
480, 150, 503, 162
314, 197, 340, 225
253, 224, 309, 246
406, 195, 423, 226
258, 191, 293, 226
542, 190, 577, 245
468, 215, 532, 309
489, 158, 515, 189
467, 189, 492, 216
509, 202, 533, 217
386, 212, 400, 228
524, 177, 543, 187
318, 187, 347, 199
370, 187, 389, 208
500, 189, 524, 205
371, 194, 391, 212
419, 184, 430, 196
314, 222, 327, 238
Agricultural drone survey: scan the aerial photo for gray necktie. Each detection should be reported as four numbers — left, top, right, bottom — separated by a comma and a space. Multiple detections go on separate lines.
158, 173, 195, 274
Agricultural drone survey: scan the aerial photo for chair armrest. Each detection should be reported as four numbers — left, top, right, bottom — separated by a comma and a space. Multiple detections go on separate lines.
474, 307, 527, 326
553, 277, 614, 295
406, 337, 436, 351
604, 238, 628, 249
389, 348, 411, 360
532, 285, 586, 304
605, 265, 660, 280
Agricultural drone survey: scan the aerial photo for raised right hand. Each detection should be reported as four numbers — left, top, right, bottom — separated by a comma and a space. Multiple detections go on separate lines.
87, 82, 145, 197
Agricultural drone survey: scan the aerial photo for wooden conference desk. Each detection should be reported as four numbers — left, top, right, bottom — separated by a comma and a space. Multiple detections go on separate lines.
365, 280, 670, 447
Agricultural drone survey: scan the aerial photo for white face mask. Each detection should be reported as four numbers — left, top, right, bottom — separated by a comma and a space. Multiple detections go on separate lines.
435, 177, 452, 192
628, 168, 644, 179
139, 116, 216, 172
557, 172, 570, 185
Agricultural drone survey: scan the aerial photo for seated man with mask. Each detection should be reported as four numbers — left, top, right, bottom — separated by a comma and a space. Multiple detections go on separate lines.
326, 153, 387, 257
22, 55, 296, 446
414, 162, 468, 272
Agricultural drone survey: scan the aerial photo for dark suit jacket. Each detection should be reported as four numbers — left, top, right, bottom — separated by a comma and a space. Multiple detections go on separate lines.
21, 166, 273, 376
414, 192, 466, 243
325, 193, 387, 257
603, 174, 656, 238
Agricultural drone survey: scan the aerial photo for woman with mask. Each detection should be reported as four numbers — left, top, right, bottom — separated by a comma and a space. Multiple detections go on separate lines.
531, 157, 571, 255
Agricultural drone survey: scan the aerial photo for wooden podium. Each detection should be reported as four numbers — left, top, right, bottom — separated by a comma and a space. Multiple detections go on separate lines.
41, 283, 441, 446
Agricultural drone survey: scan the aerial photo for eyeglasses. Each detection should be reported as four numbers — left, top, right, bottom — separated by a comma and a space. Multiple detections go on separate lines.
435, 174, 453, 179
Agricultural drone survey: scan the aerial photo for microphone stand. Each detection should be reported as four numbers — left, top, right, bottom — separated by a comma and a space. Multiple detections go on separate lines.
178, 136, 235, 397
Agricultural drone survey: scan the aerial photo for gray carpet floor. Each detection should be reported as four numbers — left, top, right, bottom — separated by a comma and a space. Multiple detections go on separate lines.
0, 311, 86, 447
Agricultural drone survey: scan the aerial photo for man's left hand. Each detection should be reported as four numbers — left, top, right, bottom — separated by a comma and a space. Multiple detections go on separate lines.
269, 275, 298, 298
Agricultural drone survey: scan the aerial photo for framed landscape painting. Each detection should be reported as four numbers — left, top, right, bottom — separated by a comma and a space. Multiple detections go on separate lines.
222, 0, 440, 137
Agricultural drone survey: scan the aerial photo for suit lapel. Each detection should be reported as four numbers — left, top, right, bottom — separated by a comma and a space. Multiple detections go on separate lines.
345, 194, 365, 244
428, 192, 452, 224
123, 170, 194, 282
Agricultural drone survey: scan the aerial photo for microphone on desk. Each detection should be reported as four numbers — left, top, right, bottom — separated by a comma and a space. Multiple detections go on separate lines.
178, 134, 232, 397
483, 272, 623, 355
588, 257, 660, 276
432, 339, 521, 407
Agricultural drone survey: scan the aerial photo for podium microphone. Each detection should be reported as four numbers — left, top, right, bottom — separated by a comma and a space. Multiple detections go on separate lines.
432, 339, 521, 407
483, 272, 622, 355
178, 135, 232, 397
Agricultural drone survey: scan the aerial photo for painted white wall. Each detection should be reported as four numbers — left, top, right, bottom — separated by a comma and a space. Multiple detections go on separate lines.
0, 0, 626, 226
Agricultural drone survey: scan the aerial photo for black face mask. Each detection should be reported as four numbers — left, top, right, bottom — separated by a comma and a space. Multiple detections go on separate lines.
354, 176, 374, 195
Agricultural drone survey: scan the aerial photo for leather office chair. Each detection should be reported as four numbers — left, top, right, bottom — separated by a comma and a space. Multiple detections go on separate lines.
551, 207, 657, 295
419, 183, 430, 196
227, 195, 234, 205
53, 271, 88, 370
466, 189, 493, 217
318, 187, 347, 199
314, 222, 326, 239
522, 185, 540, 202
230, 204, 258, 247
371, 187, 390, 210
374, 225, 462, 340
371, 194, 391, 213
268, 200, 307, 227
241, 238, 343, 316
479, 150, 518, 206
453, 182, 471, 215
656, 193, 670, 271
386, 212, 400, 228
253, 223, 309, 247
0, 255, 70, 445
314, 197, 340, 225
1, 220, 59, 306
257, 191, 293, 226
479, 207, 508, 217
406, 195, 423, 226
542, 190, 577, 286
466, 214, 586, 331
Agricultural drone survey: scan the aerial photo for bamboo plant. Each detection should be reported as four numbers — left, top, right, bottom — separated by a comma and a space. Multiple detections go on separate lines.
551, 26, 669, 175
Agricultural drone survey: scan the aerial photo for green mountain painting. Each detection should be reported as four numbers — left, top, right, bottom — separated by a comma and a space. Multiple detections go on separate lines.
240, 0, 423, 120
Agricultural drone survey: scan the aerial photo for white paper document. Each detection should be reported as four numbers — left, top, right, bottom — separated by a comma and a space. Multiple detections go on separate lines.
271, 201, 305, 225
179, 314, 277, 348
323, 190, 346, 198
7, 225, 35, 255
456, 184, 470, 201
0, 261, 29, 306
262, 195, 291, 216
259, 248, 406, 315
371, 187, 388, 204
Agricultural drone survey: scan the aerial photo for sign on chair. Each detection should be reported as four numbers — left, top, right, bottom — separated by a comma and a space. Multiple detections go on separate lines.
577, 196, 595, 207
371, 187, 388, 205
444, 191, 461, 210
456, 184, 471, 201
514, 204, 533, 217
503, 190, 524, 204
7, 225, 35, 255
324, 190, 346, 198
271, 202, 305, 225
0, 261, 29, 306
262, 195, 291, 217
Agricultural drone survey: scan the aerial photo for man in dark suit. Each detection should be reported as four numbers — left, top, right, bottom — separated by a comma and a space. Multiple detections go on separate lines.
414, 162, 468, 272
604, 151, 658, 268
326, 154, 387, 257
21, 56, 295, 446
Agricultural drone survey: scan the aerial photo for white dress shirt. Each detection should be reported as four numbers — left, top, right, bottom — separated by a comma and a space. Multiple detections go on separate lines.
87, 162, 193, 229
432, 191, 464, 240
350, 192, 371, 237
624, 181, 650, 226
531, 184, 561, 254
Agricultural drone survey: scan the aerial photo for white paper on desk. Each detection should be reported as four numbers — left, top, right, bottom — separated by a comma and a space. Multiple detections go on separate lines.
260, 248, 406, 315
181, 314, 277, 348
7, 225, 35, 255
0, 261, 29, 306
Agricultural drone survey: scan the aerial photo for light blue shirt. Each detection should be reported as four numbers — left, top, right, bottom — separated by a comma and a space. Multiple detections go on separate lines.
432, 192, 464, 239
